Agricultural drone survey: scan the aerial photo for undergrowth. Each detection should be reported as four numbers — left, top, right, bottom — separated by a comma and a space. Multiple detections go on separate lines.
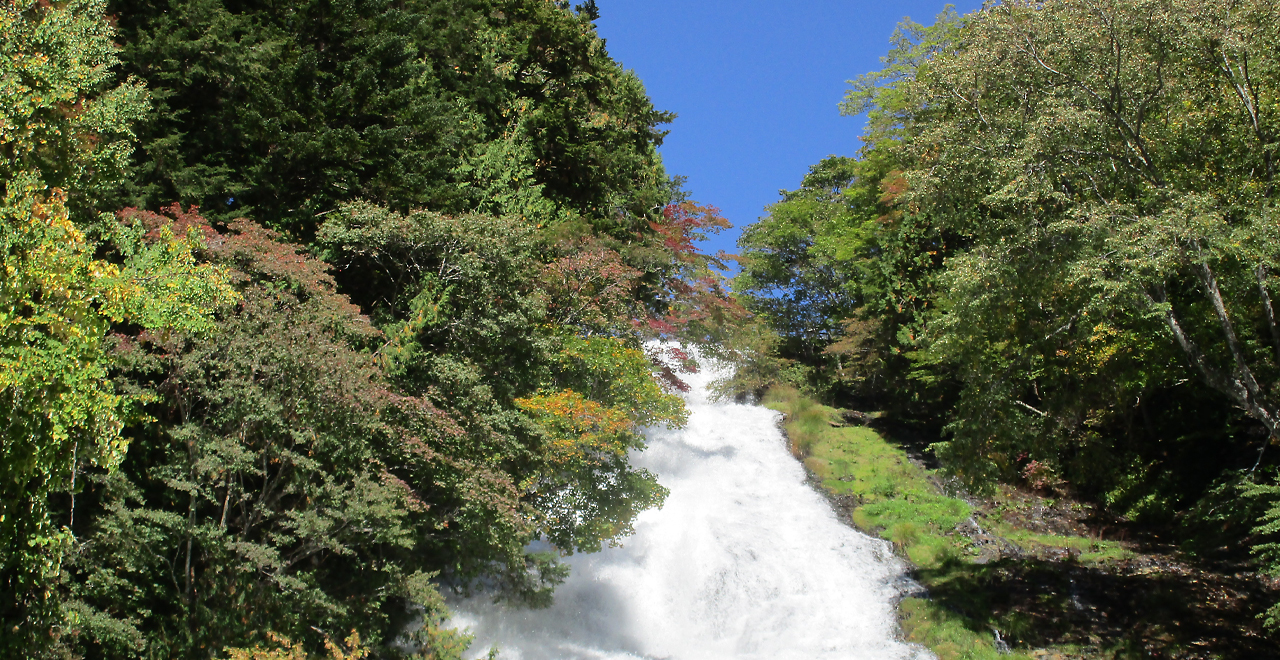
761, 386, 1193, 660
763, 387, 1018, 657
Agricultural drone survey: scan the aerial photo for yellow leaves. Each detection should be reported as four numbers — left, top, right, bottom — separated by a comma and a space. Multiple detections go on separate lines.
2, 0, 147, 189
553, 334, 688, 429
0, 174, 232, 521
87, 260, 119, 279
517, 335, 688, 476
323, 631, 371, 660
1044, 322, 1122, 372
224, 631, 370, 660
516, 389, 633, 466
95, 221, 238, 331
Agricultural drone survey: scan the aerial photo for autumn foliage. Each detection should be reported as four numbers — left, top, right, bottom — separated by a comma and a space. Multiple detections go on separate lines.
2, 0, 743, 656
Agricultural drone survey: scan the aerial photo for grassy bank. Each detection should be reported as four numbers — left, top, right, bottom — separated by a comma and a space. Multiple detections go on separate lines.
762, 386, 1276, 660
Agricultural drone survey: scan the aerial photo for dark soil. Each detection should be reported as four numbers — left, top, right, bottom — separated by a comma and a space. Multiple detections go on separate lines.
936, 487, 1279, 658
925, 557, 1277, 658
849, 414, 1280, 659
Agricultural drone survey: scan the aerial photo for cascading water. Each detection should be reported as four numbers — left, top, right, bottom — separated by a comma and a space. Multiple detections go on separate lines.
448, 357, 932, 660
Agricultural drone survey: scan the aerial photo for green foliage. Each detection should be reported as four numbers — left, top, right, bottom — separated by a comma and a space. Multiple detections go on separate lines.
741, 0, 1280, 640
0, 181, 231, 655
735, 157, 864, 350
316, 202, 679, 567
550, 334, 687, 429
0, 0, 148, 217
2, 0, 732, 655
1, 2, 234, 652
704, 318, 791, 401
54, 209, 484, 658
514, 336, 681, 554
889, 0, 1280, 495
109, 0, 673, 240
1245, 473, 1280, 630
744, 0, 1280, 541
736, 29, 964, 411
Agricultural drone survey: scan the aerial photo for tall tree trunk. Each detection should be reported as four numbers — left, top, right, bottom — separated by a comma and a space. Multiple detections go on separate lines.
1256, 265, 1280, 365
1147, 270, 1280, 443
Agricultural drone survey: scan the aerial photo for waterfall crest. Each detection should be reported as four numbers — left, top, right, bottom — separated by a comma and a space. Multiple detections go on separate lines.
449, 358, 932, 660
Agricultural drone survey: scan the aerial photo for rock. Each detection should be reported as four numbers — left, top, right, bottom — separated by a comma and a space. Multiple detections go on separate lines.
893, 574, 929, 600
839, 409, 872, 425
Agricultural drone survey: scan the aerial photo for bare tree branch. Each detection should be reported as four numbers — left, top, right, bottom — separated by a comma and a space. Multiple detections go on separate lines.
1257, 264, 1280, 365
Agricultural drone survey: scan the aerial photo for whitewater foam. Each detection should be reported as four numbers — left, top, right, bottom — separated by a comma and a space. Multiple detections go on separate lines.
448, 357, 932, 660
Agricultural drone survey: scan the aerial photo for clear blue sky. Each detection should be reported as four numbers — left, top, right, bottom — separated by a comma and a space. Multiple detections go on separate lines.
593, 0, 983, 261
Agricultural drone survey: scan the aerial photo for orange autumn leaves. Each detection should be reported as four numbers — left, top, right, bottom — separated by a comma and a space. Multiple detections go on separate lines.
516, 337, 687, 468
515, 390, 632, 465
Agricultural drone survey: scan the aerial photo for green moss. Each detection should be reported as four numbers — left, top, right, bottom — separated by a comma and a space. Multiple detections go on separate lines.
764, 386, 1139, 660
991, 526, 1134, 563
764, 386, 969, 571
899, 597, 1037, 660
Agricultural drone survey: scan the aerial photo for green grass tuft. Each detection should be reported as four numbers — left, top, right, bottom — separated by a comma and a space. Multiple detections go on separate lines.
763, 385, 1144, 659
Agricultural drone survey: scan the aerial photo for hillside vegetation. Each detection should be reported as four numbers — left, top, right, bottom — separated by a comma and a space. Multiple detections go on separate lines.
0, 1, 738, 657
768, 387, 1277, 658
731, 0, 1280, 650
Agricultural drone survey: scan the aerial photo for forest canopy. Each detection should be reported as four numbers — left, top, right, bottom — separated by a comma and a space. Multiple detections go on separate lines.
17, 0, 1280, 654
734, 0, 1280, 632
0, 0, 734, 657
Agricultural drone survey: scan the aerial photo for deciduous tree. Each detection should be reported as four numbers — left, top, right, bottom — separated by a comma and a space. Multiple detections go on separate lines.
1, 3, 233, 650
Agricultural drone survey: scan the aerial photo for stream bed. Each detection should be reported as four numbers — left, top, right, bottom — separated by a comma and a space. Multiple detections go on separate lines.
448, 359, 931, 660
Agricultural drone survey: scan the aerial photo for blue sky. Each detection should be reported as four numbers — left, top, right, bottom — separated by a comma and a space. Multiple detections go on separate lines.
593, 0, 983, 261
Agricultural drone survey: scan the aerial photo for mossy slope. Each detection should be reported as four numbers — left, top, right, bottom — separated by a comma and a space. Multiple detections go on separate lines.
762, 387, 1273, 660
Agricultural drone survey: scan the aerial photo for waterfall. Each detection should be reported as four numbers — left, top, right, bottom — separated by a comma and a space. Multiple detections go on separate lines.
448, 357, 932, 660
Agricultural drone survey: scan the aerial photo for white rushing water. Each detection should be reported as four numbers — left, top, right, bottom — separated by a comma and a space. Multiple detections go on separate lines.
449, 358, 931, 660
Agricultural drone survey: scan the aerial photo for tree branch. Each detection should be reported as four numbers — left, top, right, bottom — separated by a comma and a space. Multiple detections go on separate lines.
1197, 255, 1280, 437
1257, 264, 1280, 365
1145, 283, 1246, 406
1016, 400, 1049, 418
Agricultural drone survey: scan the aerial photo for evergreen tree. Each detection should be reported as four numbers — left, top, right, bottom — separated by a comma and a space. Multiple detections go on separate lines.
108, 0, 674, 242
